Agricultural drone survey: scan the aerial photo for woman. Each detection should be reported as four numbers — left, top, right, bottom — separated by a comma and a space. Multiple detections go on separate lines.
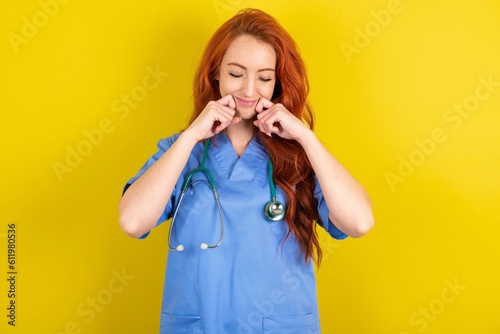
119, 8, 373, 333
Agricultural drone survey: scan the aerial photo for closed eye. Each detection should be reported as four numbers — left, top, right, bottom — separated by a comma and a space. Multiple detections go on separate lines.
229, 73, 272, 83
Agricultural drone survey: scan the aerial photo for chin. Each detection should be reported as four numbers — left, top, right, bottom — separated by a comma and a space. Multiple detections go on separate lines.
235, 109, 257, 120
238, 115, 258, 122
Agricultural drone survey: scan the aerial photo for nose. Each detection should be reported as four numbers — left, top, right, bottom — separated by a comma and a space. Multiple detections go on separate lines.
241, 77, 256, 97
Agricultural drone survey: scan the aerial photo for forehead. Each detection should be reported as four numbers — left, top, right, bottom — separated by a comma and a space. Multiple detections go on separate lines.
222, 35, 276, 69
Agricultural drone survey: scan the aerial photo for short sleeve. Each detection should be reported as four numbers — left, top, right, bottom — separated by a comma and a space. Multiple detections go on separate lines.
122, 134, 181, 239
314, 176, 349, 240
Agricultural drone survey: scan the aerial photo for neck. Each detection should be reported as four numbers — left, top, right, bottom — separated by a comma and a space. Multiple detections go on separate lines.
223, 120, 256, 157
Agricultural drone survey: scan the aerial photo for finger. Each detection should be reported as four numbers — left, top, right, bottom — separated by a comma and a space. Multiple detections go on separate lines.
230, 116, 242, 125
255, 97, 274, 113
215, 116, 241, 132
204, 104, 230, 122
213, 111, 240, 133
208, 102, 237, 122
257, 108, 285, 135
204, 109, 231, 134
218, 94, 236, 110
220, 108, 239, 129
213, 122, 226, 134
253, 119, 274, 137
220, 104, 237, 116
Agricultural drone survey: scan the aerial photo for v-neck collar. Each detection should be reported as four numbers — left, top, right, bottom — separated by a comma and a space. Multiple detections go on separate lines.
211, 132, 268, 182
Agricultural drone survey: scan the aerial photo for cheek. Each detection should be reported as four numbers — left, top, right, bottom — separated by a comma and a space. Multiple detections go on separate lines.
219, 79, 238, 96
260, 84, 275, 100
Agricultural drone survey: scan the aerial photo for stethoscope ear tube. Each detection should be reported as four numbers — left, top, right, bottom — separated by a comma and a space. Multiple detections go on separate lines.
168, 179, 224, 252
168, 139, 224, 252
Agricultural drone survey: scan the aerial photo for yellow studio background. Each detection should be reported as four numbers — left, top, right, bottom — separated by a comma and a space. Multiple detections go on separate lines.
1, 0, 499, 333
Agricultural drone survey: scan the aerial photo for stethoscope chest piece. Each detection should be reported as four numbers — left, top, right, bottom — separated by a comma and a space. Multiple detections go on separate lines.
264, 200, 285, 221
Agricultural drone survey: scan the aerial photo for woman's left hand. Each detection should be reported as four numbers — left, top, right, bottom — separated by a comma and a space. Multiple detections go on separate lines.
253, 97, 310, 141
254, 98, 374, 238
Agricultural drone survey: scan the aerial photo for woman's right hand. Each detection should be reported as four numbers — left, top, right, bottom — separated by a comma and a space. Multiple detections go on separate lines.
186, 94, 241, 141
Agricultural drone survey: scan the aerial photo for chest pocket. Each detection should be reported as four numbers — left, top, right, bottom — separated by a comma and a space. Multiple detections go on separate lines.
262, 313, 319, 334
160, 313, 204, 334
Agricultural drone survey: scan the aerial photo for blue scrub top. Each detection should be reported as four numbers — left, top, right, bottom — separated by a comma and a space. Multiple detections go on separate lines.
125, 132, 348, 334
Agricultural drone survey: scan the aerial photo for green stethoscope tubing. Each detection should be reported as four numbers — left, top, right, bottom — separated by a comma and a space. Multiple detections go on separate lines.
168, 137, 285, 252
264, 157, 286, 221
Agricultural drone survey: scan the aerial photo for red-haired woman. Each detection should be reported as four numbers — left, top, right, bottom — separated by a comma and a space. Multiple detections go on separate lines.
119, 8, 373, 333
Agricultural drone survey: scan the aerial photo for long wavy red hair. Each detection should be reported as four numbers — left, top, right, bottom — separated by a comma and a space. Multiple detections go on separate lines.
190, 8, 322, 265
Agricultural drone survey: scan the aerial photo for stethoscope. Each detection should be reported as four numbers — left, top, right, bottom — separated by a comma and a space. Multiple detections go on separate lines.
168, 137, 285, 252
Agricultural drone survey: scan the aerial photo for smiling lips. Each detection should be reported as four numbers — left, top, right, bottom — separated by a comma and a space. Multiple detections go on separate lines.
235, 97, 258, 108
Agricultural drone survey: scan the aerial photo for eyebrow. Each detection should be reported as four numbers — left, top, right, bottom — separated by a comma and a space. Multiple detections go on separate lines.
226, 62, 275, 72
